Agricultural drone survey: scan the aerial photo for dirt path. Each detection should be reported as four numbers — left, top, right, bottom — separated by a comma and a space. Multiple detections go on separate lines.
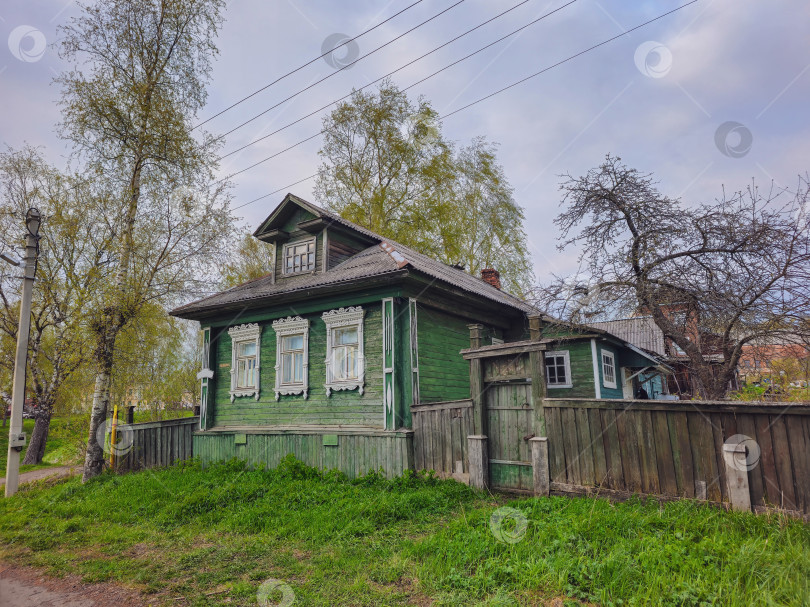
0, 564, 145, 606
0, 465, 82, 486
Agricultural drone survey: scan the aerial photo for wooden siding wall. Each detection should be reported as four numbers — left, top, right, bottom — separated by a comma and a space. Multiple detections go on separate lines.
544, 398, 810, 514
544, 341, 596, 399
111, 417, 198, 472
212, 305, 385, 427
416, 304, 471, 403
193, 430, 413, 479
411, 400, 473, 478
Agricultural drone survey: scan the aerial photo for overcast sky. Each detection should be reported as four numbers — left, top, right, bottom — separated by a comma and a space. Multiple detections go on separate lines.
1, 0, 808, 283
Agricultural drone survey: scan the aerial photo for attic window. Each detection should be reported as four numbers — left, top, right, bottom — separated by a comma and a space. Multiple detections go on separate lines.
283, 238, 316, 274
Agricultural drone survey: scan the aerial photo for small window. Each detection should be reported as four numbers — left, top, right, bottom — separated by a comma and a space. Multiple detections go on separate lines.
545, 350, 572, 389
283, 238, 316, 274
280, 334, 305, 385
227, 323, 262, 401
236, 341, 258, 388
602, 350, 617, 389
332, 327, 359, 380
322, 306, 365, 396
271, 316, 310, 400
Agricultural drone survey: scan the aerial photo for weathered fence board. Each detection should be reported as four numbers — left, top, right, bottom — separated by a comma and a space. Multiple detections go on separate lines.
110, 416, 198, 472
411, 400, 473, 480
544, 399, 810, 514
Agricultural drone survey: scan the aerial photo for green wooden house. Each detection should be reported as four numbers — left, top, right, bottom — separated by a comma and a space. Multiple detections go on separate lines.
171, 193, 667, 478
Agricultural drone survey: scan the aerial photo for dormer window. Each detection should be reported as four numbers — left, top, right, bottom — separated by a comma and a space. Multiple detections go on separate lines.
283, 238, 316, 274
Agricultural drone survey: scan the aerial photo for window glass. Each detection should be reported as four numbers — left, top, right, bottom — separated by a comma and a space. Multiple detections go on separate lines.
238, 341, 256, 357
280, 333, 305, 385
545, 352, 570, 387
602, 351, 616, 386
284, 239, 316, 274
332, 326, 359, 380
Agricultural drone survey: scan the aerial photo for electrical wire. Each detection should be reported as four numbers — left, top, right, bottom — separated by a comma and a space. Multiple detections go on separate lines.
218, 0, 699, 190
193, 0, 427, 130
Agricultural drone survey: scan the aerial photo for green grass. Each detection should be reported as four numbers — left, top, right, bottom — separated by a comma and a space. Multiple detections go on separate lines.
0, 457, 807, 606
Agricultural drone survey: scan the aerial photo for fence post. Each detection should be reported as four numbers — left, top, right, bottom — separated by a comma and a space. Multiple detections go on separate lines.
723, 443, 752, 512
468, 435, 488, 490
529, 436, 550, 496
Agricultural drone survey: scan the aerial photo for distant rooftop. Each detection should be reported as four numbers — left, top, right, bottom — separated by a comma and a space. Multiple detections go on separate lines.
588, 316, 666, 356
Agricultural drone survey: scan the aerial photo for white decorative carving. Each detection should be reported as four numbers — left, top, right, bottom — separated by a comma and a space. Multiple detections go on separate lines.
272, 316, 309, 400
323, 306, 365, 397
227, 323, 261, 401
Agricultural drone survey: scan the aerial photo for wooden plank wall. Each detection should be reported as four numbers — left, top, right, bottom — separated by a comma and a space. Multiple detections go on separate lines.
544, 399, 810, 514
193, 430, 413, 479
112, 417, 198, 472
412, 399, 473, 478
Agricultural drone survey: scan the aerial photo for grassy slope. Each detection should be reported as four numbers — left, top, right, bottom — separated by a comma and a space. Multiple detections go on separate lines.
0, 458, 807, 606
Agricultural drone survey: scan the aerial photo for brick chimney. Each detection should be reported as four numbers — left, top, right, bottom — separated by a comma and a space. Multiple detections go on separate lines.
480, 268, 501, 290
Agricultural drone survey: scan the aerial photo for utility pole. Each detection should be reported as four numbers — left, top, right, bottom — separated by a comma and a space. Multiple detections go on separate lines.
4, 208, 41, 497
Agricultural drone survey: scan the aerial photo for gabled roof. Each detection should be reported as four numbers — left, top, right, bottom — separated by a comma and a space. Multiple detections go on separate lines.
172, 194, 538, 319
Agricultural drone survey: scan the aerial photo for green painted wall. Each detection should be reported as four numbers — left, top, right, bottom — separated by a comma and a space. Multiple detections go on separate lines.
193, 430, 413, 479
210, 303, 386, 428
596, 344, 624, 399
416, 304, 471, 403
544, 339, 596, 399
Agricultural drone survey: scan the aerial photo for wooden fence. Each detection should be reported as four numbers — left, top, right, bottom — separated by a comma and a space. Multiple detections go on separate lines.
544, 399, 810, 514
411, 400, 473, 481
109, 416, 198, 472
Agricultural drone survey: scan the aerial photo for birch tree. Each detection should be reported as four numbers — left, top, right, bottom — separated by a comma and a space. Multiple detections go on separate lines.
56, 0, 233, 480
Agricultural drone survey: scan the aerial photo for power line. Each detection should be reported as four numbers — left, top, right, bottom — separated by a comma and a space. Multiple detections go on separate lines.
441, 1, 699, 120
216, 0, 467, 140
225, 1, 699, 196
220, 0, 544, 160
193, 0, 427, 130
232, 174, 318, 211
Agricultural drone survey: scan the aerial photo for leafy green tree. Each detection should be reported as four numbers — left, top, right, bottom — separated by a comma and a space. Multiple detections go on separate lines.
0, 146, 108, 464
315, 81, 533, 294
221, 233, 275, 289
56, 0, 234, 480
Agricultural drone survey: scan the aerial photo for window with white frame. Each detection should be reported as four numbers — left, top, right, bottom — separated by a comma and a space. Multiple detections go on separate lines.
272, 316, 309, 400
322, 307, 365, 396
283, 238, 316, 274
227, 323, 261, 401
601, 350, 617, 389
545, 350, 572, 388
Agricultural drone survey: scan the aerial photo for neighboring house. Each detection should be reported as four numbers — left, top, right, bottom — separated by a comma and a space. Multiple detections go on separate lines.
738, 338, 810, 386
171, 193, 666, 477
589, 314, 736, 397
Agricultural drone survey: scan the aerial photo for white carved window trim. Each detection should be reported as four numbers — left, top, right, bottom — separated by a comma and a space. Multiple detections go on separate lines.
272, 316, 310, 400
227, 323, 261, 401
323, 306, 365, 397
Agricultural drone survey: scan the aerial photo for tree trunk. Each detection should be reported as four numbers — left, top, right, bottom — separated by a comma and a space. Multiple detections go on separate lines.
82, 329, 116, 481
22, 408, 52, 465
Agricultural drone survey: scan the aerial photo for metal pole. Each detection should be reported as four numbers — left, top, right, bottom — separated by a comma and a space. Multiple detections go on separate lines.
5, 229, 39, 497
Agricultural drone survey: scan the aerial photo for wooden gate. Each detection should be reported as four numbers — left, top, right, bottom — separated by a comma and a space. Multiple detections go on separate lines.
486, 381, 535, 491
